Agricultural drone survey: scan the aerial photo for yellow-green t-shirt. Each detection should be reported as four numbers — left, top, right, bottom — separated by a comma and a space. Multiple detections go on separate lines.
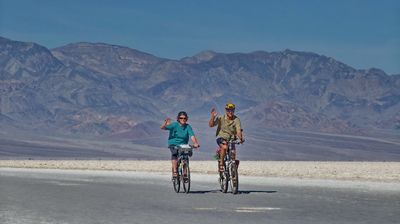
214, 114, 241, 140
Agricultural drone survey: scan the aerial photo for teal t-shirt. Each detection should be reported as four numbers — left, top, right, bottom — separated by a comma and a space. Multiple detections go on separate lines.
165, 122, 195, 146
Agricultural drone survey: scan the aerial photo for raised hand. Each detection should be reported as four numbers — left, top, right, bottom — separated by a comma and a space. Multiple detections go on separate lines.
161, 118, 171, 129
211, 108, 218, 117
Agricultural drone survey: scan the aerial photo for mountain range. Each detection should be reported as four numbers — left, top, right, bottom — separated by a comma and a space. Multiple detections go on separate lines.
1, 36, 399, 160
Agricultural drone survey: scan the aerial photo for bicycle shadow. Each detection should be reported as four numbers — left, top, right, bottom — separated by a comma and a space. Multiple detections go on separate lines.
188, 189, 277, 194
189, 190, 221, 194
238, 190, 277, 194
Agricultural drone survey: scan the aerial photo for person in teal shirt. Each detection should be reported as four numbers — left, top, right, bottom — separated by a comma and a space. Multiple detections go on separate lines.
161, 111, 200, 178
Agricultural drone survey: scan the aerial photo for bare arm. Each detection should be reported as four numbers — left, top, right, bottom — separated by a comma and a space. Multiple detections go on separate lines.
190, 136, 200, 148
237, 129, 244, 143
208, 108, 218, 127
236, 118, 245, 143
160, 118, 171, 130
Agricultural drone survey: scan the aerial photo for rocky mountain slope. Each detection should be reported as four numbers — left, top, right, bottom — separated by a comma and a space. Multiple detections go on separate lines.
1, 36, 399, 139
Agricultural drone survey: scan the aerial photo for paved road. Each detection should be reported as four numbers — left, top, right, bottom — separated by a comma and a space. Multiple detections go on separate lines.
1, 168, 399, 224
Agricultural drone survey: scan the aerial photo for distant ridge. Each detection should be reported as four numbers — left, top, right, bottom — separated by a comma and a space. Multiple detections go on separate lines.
1, 36, 399, 137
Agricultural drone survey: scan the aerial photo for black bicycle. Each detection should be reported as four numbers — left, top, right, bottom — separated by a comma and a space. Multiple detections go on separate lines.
219, 139, 241, 194
172, 144, 193, 193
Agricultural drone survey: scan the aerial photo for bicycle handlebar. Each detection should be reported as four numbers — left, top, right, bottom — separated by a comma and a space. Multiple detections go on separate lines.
228, 139, 242, 145
176, 144, 196, 149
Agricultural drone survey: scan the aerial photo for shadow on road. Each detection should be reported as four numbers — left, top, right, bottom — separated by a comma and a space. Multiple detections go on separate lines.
239, 190, 277, 194
189, 190, 221, 194
188, 190, 277, 194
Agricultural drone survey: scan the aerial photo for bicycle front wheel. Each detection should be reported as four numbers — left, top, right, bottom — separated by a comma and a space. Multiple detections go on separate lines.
173, 162, 181, 193
172, 175, 180, 193
230, 162, 239, 194
219, 170, 228, 193
182, 161, 191, 193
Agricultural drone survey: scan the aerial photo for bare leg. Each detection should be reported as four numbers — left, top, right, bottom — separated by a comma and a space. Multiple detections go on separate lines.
171, 159, 178, 176
218, 141, 228, 172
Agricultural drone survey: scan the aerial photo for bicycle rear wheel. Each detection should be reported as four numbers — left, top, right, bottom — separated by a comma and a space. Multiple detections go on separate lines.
230, 162, 239, 194
182, 162, 191, 193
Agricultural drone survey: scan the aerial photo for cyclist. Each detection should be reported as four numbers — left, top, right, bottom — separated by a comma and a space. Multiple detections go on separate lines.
161, 111, 200, 179
209, 103, 244, 172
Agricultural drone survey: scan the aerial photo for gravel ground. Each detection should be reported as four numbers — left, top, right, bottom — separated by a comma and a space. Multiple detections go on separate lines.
1, 160, 399, 182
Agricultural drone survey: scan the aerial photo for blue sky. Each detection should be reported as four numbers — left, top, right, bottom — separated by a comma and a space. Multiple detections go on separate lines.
1, 0, 399, 74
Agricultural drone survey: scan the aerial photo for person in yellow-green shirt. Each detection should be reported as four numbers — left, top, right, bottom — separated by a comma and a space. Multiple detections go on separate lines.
208, 103, 244, 173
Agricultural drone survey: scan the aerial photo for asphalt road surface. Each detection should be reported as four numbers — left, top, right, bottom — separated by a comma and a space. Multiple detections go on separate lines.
1, 168, 399, 224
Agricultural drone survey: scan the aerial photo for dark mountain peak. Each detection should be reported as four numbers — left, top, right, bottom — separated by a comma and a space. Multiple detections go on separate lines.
52, 42, 164, 76
52, 42, 161, 61
275, 49, 357, 75
0, 36, 13, 43
181, 50, 218, 63
0, 36, 50, 54
282, 48, 297, 54
366, 68, 386, 76
278, 49, 319, 57
277, 49, 340, 64
194, 50, 217, 59
0, 37, 64, 79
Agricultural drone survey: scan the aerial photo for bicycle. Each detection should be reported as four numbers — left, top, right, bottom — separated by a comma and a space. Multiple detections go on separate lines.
219, 139, 241, 194
172, 144, 193, 193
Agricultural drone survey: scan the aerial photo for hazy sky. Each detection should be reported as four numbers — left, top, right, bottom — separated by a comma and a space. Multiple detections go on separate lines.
1, 0, 399, 74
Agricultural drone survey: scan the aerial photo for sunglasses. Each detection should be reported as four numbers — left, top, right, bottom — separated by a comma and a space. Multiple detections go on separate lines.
226, 109, 235, 112
178, 117, 187, 120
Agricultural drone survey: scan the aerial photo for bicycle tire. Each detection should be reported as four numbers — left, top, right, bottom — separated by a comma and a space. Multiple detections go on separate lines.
173, 175, 180, 193
173, 161, 181, 193
219, 170, 229, 193
182, 161, 191, 193
230, 162, 239, 194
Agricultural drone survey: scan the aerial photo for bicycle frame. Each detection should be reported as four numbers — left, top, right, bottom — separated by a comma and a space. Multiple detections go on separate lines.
220, 139, 240, 194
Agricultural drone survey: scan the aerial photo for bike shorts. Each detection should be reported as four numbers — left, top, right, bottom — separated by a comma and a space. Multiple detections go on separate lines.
216, 137, 227, 146
216, 138, 236, 152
